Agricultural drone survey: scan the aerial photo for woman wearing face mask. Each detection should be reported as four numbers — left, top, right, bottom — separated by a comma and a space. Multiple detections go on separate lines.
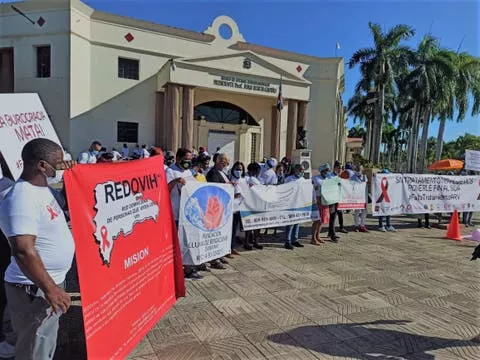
229, 162, 246, 256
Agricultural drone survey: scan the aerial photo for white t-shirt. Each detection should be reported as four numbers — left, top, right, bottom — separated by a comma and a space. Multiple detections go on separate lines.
142, 149, 150, 158
166, 164, 194, 220
112, 150, 122, 161
0, 177, 14, 200
77, 150, 97, 164
246, 176, 262, 186
260, 168, 278, 185
312, 175, 324, 197
0, 181, 74, 285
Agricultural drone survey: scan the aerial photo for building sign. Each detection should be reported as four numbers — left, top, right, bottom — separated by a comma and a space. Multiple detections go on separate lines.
213, 75, 277, 94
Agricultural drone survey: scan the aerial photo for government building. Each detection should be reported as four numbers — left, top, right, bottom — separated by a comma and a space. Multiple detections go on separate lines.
0, 0, 347, 169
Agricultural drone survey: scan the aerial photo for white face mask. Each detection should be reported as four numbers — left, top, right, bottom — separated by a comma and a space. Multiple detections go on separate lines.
47, 170, 64, 185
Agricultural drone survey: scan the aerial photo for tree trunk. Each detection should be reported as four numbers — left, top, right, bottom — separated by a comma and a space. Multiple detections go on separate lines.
411, 106, 422, 173
372, 84, 385, 164
418, 107, 431, 173
435, 117, 446, 161
407, 105, 418, 172
364, 119, 372, 160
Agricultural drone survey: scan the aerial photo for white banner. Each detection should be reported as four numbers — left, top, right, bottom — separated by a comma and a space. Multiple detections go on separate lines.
0, 93, 63, 180
338, 179, 367, 210
465, 150, 480, 172
179, 182, 233, 265
237, 179, 318, 231
372, 174, 480, 216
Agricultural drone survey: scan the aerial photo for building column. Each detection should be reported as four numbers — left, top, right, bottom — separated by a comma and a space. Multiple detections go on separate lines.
297, 101, 308, 130
164, 83, 182, 151
182, 86, 195, 149
270, 106, 280, 158
286, 100, 298, 158
155, 91, 165, 147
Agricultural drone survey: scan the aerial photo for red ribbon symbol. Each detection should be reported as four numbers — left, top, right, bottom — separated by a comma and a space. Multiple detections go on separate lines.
46, 205, 58, 220
100, 226, 110, 252
376, 177, 391, 203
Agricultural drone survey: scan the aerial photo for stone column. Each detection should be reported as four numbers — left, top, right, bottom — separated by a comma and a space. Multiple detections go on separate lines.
182, 86, 195, 149
164, 83, 182, 151
155, 91, 165, 147
286, 100, 298, 158
270, 106, 280, 158
297, 101, 308, 129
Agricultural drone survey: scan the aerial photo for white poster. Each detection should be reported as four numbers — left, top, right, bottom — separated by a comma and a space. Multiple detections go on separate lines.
338, 179, 367, 210
465, 150, 480, 172
237, 179, 318, 231
178, 182, 234, 265
372, 174, 480, 216
0, 93, 62, 180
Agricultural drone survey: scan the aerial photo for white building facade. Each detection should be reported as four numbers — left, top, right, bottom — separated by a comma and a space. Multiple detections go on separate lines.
0, 0, 346, 168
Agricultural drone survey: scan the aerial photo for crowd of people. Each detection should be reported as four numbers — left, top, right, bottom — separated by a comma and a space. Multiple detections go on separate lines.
0, 139, 477, 359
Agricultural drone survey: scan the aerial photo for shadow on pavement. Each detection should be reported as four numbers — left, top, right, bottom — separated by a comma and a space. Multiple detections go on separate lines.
268, 320, 478, 360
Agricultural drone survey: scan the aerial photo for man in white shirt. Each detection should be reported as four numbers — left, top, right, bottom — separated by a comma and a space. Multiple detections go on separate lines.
141, 145, 150, 158
260, 158, 278, 185
0, 157, 15, 358
0, 138, 76, 360
77, 140, 102, 164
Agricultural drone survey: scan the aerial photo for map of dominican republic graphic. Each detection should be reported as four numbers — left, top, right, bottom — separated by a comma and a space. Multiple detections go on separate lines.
184, 185, 232, 231
93, 182, 159, 265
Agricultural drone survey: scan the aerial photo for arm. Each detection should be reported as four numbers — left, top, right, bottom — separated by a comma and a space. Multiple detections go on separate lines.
9, 235, 70, 313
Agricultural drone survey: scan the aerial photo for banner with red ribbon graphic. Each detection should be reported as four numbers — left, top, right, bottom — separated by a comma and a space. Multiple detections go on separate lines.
64, 157, 185, 359
372, 173, 480, 216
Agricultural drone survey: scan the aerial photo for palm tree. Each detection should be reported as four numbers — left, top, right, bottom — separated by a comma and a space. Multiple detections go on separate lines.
435, 52, 480, 160
348, 22, 415, 164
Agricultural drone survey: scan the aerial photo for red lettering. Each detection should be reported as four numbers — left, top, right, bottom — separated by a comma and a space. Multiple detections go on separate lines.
34, 123, 45, 137
0, 116, 5, 128
6, 114, 13, 127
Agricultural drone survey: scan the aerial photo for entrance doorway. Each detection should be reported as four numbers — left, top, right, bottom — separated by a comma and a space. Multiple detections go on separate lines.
208, 131, 236, 168
0, 48, 14, 93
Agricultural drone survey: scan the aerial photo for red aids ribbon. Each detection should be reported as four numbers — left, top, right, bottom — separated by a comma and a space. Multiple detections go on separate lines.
46, 205, 58, 220
376, 177, 391, 203
100, 226, 110, 252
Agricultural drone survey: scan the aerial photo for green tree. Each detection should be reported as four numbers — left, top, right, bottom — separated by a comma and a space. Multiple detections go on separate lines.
348, 22, 415, 164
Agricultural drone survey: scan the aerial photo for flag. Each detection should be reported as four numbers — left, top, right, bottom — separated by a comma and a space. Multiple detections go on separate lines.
277, 76, 284, 111
336, 42, 341, 50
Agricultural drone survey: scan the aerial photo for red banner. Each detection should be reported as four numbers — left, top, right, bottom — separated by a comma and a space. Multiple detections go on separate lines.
64, 157, 185, 359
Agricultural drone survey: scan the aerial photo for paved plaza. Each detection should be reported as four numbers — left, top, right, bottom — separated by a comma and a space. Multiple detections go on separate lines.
56, 216, 480, 360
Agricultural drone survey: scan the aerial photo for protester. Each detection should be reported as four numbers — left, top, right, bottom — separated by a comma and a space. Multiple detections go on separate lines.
275, 164, 285, 185
111, 148, 123, 161
191, 158, 207, 182
377, 169, 396, 232
311, 163, 332, 245
0, 155, 15, 359
205, 153, 231, 268
164, 151, 175, 169
418, 214, 431, 229
165, 148, 203, 279
132, 144, 142, 159
244, 163, 264, 250
77, 140, 102, 164
229, 161, 247, 255
260, 158, 278, 185
332, 161, 348, 234
0, 139, 76, 360
97, 152, 115, 163
284, 164, 306, 250
461, 168, 474, 227
121, 143, 130, 158
141, 145, 150, 158
351, 164, 369, 232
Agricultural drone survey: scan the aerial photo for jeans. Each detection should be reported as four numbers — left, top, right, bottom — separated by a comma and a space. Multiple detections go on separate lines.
463, 212, 473, 224
354, 209, 367, 227
232, 213, 241, 250
286, 224, 300, 244
378, 216, 391, 228
6, 282, 65, 360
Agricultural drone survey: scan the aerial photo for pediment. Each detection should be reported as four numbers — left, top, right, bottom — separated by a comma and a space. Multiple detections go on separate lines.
176, 51, 310, 84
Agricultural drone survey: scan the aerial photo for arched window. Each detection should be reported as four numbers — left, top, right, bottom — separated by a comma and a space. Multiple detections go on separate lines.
194, 101, 258, 125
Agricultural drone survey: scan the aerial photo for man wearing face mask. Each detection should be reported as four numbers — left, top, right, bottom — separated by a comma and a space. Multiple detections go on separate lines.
0, 138, 76, 360
77, 140, 102, 164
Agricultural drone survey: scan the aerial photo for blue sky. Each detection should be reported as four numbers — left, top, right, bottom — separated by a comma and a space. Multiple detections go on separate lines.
9, 0, 479, 140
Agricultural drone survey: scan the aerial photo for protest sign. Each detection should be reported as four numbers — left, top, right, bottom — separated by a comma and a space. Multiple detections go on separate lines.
0, 93, 62, 180
238, 179, 318, 231
321, 177, 341, 205
372, 173, 480, 216
338, 179, 367, 210
178, 182, 234, 265
64, 157, 185, 359
465, 150, 480, 171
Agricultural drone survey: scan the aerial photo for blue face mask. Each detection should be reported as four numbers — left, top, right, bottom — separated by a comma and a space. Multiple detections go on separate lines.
233, 170, 242, 178
92, 150, 99, 156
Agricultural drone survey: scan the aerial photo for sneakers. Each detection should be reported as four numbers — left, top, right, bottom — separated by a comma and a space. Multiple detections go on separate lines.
284, 243, 294, 250
0, 341, 15, 358
386, 226, 397, 232
185, 271, 203, 280
292, 242, 304, 248
359, 226, 368, 233
379, 226, 387, 232
338, 227, 348, 234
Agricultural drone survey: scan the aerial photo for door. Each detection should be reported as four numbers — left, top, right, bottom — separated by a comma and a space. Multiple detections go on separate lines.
0, 48, 14, 93
208, 131, 236, 168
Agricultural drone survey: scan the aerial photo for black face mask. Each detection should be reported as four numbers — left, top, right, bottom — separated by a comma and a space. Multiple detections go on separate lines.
180, 160, 192, 169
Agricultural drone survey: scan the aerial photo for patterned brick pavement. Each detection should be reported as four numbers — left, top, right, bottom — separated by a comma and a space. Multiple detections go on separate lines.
55, 216, 480, 360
